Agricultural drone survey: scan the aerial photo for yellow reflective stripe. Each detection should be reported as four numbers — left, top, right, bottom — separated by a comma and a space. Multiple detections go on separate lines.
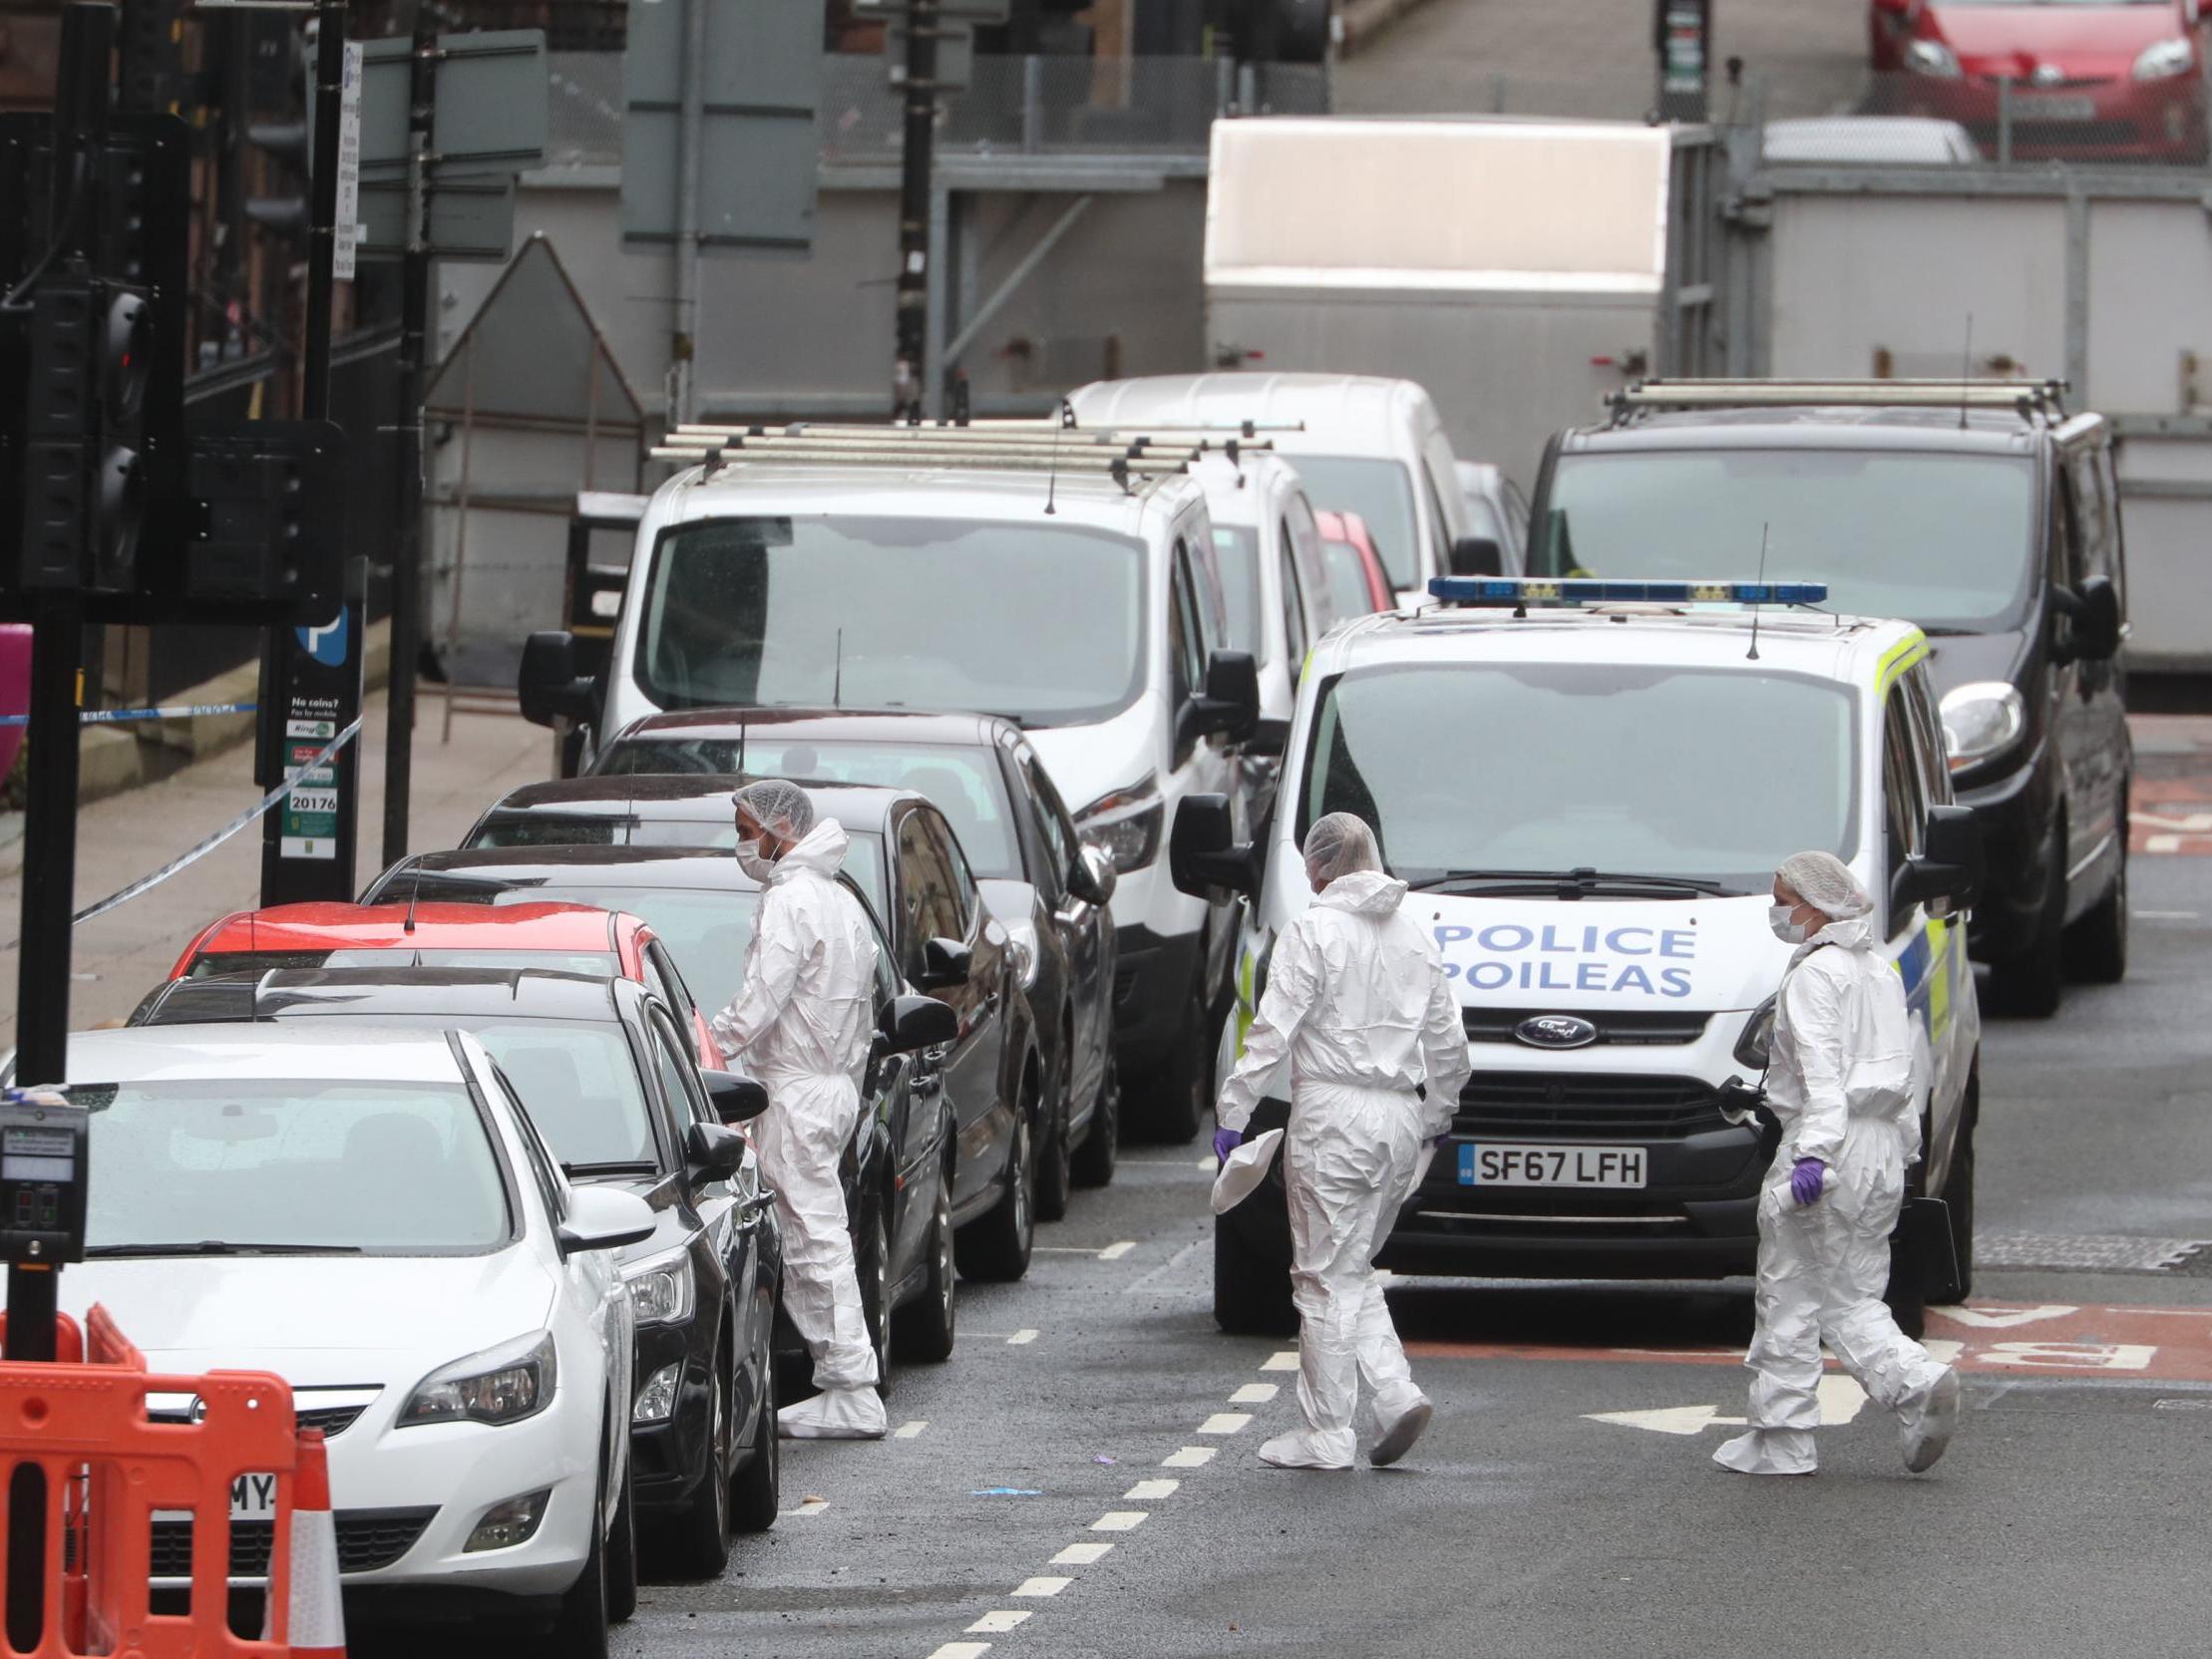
1925, 916, 1952, 1039
1875, 629, 1930, 694
1234, 944, 1258, 1058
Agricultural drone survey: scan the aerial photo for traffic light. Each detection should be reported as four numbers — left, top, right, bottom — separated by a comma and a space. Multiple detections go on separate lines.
184, 420, 345, 612
15, 278, 98, 590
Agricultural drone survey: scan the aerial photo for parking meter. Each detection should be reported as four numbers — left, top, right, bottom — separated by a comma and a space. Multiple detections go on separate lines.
0, 1089, 88, 1268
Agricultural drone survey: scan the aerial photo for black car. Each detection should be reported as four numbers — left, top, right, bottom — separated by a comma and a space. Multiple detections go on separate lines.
580, 707, 1122, 1212
1530, 378, 2129, 1016
132, 967, 790, 1579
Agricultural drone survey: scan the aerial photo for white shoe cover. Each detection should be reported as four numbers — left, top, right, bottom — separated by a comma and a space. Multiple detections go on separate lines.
1369, 1395, 1433, 1468
1712, 1429, 1817, 1476
1258, 1429, 1353, 1471
1900, 1366, 1961, 1474
777, 1386, 888, 1441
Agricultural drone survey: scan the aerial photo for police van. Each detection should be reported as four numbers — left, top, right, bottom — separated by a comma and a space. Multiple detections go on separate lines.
1169, 577, 1985, 1334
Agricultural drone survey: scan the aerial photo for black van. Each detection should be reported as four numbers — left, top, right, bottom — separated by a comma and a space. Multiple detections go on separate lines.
1526, 379, 2128, 1016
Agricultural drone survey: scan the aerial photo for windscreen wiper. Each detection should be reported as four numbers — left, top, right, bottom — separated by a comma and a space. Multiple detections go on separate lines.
1404, 868, 1744, 898
562, 1160, 660, 1177
86, 1240, 366, 1257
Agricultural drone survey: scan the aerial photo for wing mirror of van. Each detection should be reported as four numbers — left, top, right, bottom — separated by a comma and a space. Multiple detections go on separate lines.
1448, 535, 1504, 577
1893, 804, 1985, 913
1169, 793, 1261, 901
518, 630, 596, 729
1068, 844, 1117, 907
2057, 574, 2122, 663
1182, 650, 1261, 747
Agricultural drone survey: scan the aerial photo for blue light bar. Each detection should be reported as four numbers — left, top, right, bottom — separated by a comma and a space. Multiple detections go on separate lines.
1427, 577, 1829, 606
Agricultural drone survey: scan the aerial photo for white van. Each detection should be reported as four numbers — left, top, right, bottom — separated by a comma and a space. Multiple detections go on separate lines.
519, 437, 1264, 1143
1170, 576, 1984, 1336
1067, 373, 1488, 607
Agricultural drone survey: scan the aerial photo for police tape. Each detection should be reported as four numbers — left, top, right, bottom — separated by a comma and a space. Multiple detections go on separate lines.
0, 702, 259, 729
0, 717, 363, 948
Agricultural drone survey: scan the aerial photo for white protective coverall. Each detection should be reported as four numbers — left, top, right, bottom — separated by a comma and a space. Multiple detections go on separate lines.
1218, 850, 1473, 1470
1713, 907, 1956, 1477
712, 815, 888, 1439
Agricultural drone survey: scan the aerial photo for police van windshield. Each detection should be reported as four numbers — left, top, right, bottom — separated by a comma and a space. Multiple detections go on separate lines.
637, 516, 1146, 729
1535, 451, 2035, 633
1298, 662, 1858, 894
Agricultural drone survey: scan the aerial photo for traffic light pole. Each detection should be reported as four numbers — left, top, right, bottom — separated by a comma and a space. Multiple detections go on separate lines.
301, 1, 345, 417
893, 0, 940, 421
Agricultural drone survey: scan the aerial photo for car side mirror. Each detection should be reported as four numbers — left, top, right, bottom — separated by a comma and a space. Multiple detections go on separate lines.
518, 630, 595, 729
556, 1186, 656, 1256
881, 992, 959, 1053
1448, 535, 1504, 577
1067, 844, 1117, 907
2067, 574, 2122, 662
1893, 804, 1984, 913
1245, 716, 1290, 760
1169, 793, 1260, 901
685, 1119, 748, 1179
701, 1069, 770, 1126
913, 936, 971, 991
1180, 649, 1261, 748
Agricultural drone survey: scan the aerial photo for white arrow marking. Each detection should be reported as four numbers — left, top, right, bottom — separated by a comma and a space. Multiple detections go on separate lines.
1940, 1303, 2078, 1329
1587, 1377, 1867, 1436
2136, 811, 2212, 832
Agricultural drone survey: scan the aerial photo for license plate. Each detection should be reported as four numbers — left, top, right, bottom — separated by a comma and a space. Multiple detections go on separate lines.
1459, 1143, 1648, 1189
152, 1472, 278, 1530
2013, 95, 2097, 122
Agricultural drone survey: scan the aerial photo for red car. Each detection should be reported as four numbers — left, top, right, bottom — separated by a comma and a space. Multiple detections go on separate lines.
166, 901, 725, 1068
1873, 0, 2209, 163
1312, 508, 1395, 615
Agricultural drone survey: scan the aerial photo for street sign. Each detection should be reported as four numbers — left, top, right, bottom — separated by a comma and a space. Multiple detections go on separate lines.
889, 19, 974, 92
311, 28, 548, 179
355, 172, 516, 262
333, 42, 362, 280
621, 0, 820, 253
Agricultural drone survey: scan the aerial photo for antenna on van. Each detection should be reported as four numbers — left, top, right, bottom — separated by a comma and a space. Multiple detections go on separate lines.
1747, 522, 1770, 662
1958, 313, 1975, 432
1044, 399, 1073, 515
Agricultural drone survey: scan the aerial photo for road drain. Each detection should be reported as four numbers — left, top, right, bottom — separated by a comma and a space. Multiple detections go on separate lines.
1977, 1233, 2210, 1274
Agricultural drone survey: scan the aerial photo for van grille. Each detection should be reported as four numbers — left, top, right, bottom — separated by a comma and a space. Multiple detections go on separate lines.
1462, 1008, 1708, 1046
1454, 1073, 1726, 1138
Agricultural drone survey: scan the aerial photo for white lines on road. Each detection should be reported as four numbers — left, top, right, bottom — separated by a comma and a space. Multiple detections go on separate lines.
1197, 1154, 1218, 1171
2134, 908, 2200, 920
1090, 1510, 1149, 1532
894, 1420, 928, 1439
1012, 1576, 1072, 1598
1050, 1540, 1115, 1566
1162, 1446, 1216, 1468
785, 1496, 830, 1517
1261, 1349, 1299, 1372
1006, 1329, 1039, 1346
1033, 1241, 1137, 1260
1123, 1479, 1179, 1501
967, 1611, 1032, 1634
927, 1644, 992, 1659
1230, 1382, 1279, 1405
1099, 1240, 1135, 1259
1197, 1411, 1253, 1435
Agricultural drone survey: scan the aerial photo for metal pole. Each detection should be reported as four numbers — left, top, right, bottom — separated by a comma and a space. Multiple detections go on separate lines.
381, 1, 436, 869
894, 0, 940, 421
1997, 76, 2013, 166
302, 2, 346, 419
669, 0, 707, 428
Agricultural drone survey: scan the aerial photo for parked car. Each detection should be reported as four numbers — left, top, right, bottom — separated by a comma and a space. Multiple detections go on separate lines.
585, 709, 1124, 1206
133, 967, 790, 1579
29, 1026, 652, 1653
165, 901, 723, 1068
1312, 508, 1394, 615
1873, 0, 2209, 164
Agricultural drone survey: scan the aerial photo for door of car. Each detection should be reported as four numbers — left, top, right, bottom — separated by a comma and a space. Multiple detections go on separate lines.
1012, 741, 1110, 1116
1169, 527, 1245, 996
1880, 666, 1968, 1167
860, 900, 941, 1281
2058, 429, 2129, 901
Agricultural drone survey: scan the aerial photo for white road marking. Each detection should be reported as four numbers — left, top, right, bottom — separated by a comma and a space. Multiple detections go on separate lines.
1261, 1350, 1299, 1372
927, 1644, 991, 1659
1050, 1540, 1115, 1566
894, 1420, 928, 1439
2146, 833, 2182, 853
1099, 1240, 1135, 1260
1587, 1379, 1865, 1437
1123, 1479, 1179, 1501
1006, 1329, 1039, 1346
1230, 1382, 1279, 1405
2133, 909, 2201, 920
1197, 1412, 1252, 1435
2137, 811, 2212, 831
1816, 1375, 1867, 1425
1162, 1446, 1217, 1468
1199, 1154, 1219, 1170
967, 1611, 1032, 1634
785, 1496, 830, 1517
1090, 1510, 1148, 1531
1012, 1576, 1072, 1598
1983, 1340, 2155, 1371
1923, 1339, 1967, 1365
1033, 1245, 1100, 1253
1943, 1304, 2078, 1329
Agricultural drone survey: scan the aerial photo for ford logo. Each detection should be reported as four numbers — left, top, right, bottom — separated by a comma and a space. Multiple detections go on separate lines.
1515, 1015, 1598, 1050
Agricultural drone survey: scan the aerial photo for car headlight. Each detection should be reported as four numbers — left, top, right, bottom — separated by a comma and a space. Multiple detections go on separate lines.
1939, 681, 2026, 774
1075, 775, 1163, 874
1002, 916, 1040, 992
1903, 39, 1962, 79
399, 1332, 556, 1428
2135, 37, 2195, 81
625, 1249, 695, 1326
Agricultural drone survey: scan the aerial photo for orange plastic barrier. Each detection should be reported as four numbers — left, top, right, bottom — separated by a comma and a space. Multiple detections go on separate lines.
0, 1302, 338, 1657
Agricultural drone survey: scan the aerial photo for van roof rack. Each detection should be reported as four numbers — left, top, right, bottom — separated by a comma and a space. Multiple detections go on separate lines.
1610, 377, 2069, 422
649, 422, 1281, 493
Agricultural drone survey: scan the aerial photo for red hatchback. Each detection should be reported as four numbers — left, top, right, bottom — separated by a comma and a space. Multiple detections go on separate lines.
166, 900, 725, 1068
1874, 0, 2210, 162
1312, 508, 1395, 615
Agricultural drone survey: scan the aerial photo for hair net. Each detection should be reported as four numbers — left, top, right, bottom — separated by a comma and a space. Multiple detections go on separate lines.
732, 778, 817, 843
1776, 849, 1873, 920
1303, 813, 1382, 886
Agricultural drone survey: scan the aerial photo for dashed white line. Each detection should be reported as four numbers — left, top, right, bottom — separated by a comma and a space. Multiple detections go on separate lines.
1230, 1382, 1279, 1405
967, 1611, 1032, 1634
1162, 1446, 1216, 1468
784, 1496, 829, 1517
1099, 1240, 1135, 1260
1197, 1412, 1253, 1436
1012, 1576, 1072, 1598
1006, 1329, 1039, 1346
2146, 833, 2182, 853
1090, 1510, 1149, 1532
1197, 1154, 1218, 1171
1261, 1350, 1299, 1372
927, 1644, 992, 1659
2135, 908, 2201, 919
1123, 1479, 1179, 1501
1051, 1540, 1115, 1566
894, 1420, 928, 1439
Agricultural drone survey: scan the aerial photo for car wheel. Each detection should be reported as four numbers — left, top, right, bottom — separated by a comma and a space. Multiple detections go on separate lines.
729, 1339, 780, 1534
548, 1447, 614, 1658
663, 1352, 734, 1579
1942, 1105, 1978, 1303
893, 1161, 958, 1363
1069, 1048, 1119, 1189
605, 1450, 637, 1624
1035, 1025, 1075, 1223
1132, 996, 1208, 1145
1989, 829, 2066, 1019
2063, 802, 2128, 985
862, 1206, 894, 1397
1214, 1214, 1297, 1337
956, 1092, 1036, 1282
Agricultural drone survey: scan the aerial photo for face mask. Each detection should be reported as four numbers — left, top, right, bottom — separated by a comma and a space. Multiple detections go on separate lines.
1768, 904, 1812, 945
735, 837, 775, 881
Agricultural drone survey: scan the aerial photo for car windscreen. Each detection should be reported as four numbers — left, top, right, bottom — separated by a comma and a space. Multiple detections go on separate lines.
469, 812, 740, 852
1318, 539, 1377, 617
1210, 526, 1266, 659
493, 885, 763, 1017
1298, 662, 1858, 894
78, 1079, 510, 1255
596, 740, 1019, 879
1535, 450, 2037, 633
635, 515, 1146, 729
1284, 457, 1419, 589
189, 947, 621, 978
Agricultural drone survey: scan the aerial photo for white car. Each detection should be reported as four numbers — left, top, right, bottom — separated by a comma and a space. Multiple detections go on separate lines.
29, 1026, 650, 1656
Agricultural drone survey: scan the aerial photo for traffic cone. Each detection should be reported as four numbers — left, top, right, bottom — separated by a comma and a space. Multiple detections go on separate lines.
264, 1427, 347, 1657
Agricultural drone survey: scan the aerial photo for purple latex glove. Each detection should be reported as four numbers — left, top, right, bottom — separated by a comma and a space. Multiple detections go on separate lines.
1789, 1157, 1826, 1206
1214, 1127, 1243, 1163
